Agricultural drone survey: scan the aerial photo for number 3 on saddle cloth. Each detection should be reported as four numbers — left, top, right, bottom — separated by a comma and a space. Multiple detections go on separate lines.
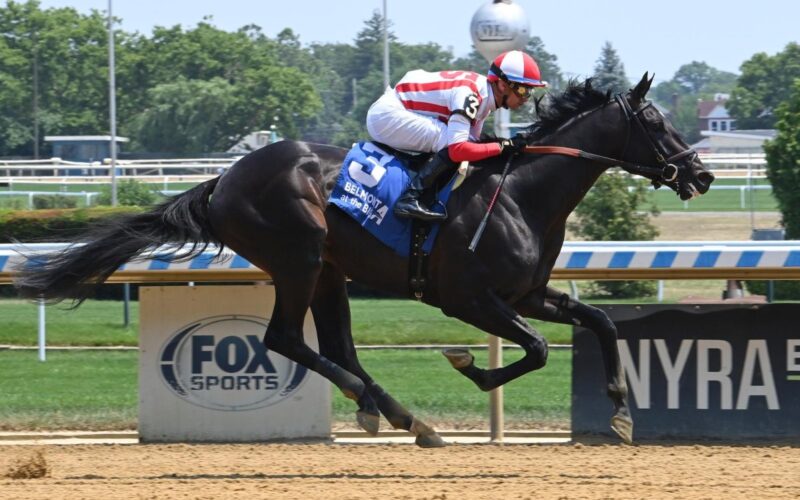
328, 141, 459, 257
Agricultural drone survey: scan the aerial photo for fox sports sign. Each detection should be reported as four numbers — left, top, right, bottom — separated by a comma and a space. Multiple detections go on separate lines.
158, 315, 308, 411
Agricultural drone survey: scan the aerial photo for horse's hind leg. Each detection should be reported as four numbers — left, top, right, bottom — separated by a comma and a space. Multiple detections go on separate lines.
310, 262, 444, 448
257, 235, 371, 417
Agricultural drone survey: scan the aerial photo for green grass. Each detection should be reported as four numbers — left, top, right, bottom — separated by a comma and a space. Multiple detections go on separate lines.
1, 279, 751, 348
643, 182, 777, 211
0, 348, 570, 430
349, 299, 572, 345
0, 297, 573, 346
332, 348, 570, 427
0, 350, 138, 430
0, 299, 139, 346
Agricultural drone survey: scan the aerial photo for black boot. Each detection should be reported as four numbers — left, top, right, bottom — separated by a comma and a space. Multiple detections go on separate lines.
393, 150, 456, 222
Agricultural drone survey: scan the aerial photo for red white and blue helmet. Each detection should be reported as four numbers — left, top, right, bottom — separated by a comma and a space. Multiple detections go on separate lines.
487, 50, 547, 87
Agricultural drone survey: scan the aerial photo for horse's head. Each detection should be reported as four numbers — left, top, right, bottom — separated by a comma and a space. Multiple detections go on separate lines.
620, 73, 715, 200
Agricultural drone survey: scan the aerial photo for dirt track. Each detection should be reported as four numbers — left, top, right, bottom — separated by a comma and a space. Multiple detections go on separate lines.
2, 442, 798, 499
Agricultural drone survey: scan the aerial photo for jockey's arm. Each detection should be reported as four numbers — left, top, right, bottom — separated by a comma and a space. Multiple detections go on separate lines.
444, 113, 502, 163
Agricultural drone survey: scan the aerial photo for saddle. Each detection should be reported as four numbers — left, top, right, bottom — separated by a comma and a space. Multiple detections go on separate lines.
328, 141, 470, 299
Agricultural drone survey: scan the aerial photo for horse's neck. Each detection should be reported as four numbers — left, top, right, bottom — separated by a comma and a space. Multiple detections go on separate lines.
514, 107, 627, 221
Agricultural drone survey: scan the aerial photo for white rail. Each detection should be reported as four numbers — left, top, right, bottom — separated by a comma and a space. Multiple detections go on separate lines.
0, 153, 767, 179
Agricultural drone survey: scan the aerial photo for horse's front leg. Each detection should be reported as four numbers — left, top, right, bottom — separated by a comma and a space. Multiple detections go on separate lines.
440, 288, 549, 391
517, 286, 633, 444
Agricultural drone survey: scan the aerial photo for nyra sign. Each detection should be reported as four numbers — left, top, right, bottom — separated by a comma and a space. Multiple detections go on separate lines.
159, 316, 308, 411
572, 304, 800, 441
139, 285, 329, 443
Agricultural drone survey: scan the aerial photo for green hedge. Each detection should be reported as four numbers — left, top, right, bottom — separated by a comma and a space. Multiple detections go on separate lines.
1, 207, 146, 300
0, 206, 143, 243
745, 280, 800, 300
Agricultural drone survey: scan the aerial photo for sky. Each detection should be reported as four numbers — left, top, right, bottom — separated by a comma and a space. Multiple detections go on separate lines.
36, 0, 800, 84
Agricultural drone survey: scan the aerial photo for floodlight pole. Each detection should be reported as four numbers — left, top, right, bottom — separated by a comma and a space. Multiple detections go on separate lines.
108, 0, 118, 206
382, 0, 390, 89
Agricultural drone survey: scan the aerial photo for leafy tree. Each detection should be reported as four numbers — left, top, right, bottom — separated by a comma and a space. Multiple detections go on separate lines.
525, 37, 563, 91
0, 1, 120, 156
672, 61, 737, 94
763, 79, 800, 238
128, 77, 243, 153
728, 42, 800, 129
452, 48, 486, 73
515, 37, 563, 123
650, 62, 737, 143
568, 171, 659, 298
747, 85, 800, 300
591, 42, 630, 94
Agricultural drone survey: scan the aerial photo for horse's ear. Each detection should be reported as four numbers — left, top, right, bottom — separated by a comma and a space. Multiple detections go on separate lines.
630, 72, 654, 105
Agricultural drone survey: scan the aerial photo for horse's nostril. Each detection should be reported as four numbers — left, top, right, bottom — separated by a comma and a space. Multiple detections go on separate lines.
698, 171, 715, 186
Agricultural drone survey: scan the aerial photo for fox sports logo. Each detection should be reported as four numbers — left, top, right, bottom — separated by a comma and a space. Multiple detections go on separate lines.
159, 315, 308, 411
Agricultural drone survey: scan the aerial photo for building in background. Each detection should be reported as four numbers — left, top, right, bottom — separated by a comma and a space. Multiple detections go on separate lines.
227, 130, 281, 154
691, 95, 775, 154
44, 135, 129, 162
697, 93, 735, 133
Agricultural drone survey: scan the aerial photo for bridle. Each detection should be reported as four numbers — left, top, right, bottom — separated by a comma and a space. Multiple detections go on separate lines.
470, 91, 700, 252
523, 92, 698, 184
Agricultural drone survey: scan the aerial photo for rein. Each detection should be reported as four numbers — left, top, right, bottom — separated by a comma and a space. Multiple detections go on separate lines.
467, 91, 697, 252
522, 93, 698, 183
522, 144, 671, 180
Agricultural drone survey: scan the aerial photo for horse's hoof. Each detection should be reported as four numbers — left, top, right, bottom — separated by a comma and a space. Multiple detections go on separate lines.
442, 348, 474, 369
410, 418, 446, 448
415, 432, 446, 448
356, 410, 380, 436
611, 414, 634, 445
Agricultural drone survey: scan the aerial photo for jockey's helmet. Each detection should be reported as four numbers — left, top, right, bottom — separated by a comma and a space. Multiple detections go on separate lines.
487, 51, 548, 89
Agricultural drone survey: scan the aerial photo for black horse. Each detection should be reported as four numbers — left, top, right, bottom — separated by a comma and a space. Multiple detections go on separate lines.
16, 74, 713, 447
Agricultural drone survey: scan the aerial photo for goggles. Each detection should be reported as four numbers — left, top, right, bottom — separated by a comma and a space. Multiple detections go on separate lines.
508, 82, 535, 99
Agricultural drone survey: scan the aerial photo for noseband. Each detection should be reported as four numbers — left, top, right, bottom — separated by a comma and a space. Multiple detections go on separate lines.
524, 92, 698, 183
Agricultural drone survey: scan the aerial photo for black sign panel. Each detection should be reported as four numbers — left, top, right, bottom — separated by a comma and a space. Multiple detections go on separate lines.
573, 304, 800, 441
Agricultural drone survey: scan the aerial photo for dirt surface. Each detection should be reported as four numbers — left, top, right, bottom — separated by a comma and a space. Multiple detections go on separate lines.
566, 211, 782, 241
1, 442, 798, 499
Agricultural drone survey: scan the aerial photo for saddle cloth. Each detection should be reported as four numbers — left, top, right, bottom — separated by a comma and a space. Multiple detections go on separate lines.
328, 141, 458, 257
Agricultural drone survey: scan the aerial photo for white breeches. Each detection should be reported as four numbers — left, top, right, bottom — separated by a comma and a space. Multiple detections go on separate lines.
366, 87, 449, 153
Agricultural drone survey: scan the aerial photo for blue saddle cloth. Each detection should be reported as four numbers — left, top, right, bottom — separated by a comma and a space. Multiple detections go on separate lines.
328, 141, 455, 257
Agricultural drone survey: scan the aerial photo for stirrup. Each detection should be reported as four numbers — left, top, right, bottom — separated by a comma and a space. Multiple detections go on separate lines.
394, 201, 446, 222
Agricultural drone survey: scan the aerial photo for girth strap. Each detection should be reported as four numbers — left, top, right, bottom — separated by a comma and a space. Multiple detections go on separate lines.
408, 220, 430, 300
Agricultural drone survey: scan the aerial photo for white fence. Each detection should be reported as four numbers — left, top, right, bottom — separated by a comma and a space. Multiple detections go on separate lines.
0, 153, 767, 181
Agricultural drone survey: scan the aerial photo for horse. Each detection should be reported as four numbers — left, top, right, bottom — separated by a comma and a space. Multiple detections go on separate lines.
15, 73, 714, 447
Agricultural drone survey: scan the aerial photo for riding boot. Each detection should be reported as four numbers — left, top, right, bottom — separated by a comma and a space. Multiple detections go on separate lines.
393, 150, 456, 222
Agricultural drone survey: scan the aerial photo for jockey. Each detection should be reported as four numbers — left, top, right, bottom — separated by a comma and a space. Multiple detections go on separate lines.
366, 50, 547, 222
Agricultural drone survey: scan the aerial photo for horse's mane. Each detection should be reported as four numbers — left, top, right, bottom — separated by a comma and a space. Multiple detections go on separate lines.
522, 79, 612, 143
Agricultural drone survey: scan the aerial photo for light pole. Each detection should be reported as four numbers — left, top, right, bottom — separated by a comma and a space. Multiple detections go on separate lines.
469, 0, 530, 443
382, 0, 390, 89
108, 0, 118, 207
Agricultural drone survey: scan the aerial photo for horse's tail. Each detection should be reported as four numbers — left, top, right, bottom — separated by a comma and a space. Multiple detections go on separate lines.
14, 177, 221, 304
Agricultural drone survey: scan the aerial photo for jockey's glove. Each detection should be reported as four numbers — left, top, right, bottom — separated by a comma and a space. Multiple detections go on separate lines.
499, 135, 527, 156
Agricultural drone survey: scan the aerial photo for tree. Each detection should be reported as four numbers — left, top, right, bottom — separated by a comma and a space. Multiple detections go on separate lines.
650, 62, 738, 144
672, 61, 737, 94
515, 37, 563, 123
568, 171, 660, 298
745, 79, 800, 299
129, 78, 242, 154
763, 79, 800, 238
0, 1, 119, 156
591, 42, 630, 94
728, 42, 800, 129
